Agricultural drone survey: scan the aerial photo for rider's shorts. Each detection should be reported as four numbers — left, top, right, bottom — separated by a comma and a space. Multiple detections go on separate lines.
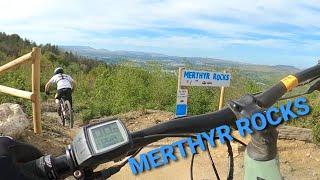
56, 88, 73, 107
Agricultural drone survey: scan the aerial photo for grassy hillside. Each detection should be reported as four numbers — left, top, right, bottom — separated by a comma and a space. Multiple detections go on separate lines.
0, 32, 319, 143
0, 32, 261, 118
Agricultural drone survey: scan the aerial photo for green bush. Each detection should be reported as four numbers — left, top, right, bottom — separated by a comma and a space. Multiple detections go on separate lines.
312, 123, 320, 145
80, 109, 95, 124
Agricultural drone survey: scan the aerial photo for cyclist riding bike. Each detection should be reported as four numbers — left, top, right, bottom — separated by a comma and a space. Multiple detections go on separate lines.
45, 67, 76, 118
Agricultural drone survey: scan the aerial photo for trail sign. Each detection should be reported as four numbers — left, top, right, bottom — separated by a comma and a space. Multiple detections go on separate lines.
180, 69, 231, 87
176, 89, 188, 117
175, 68, 231, 117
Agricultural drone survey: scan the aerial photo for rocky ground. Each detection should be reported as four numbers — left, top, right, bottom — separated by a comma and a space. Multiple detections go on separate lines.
17, 110, 320, 180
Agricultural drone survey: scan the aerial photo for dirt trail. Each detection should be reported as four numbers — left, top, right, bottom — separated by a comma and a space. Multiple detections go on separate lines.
19, 110, 320, 179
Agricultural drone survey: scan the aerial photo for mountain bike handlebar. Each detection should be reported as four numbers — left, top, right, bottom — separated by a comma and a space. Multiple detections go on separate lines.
20, 63, 320, 179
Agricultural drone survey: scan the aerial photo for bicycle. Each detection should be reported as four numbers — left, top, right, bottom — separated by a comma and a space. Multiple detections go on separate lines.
6, 63, 320, 179
58, 95, 74, 129
46, 92, 74, 129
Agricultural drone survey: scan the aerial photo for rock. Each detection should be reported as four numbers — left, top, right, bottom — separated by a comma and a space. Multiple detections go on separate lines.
41, 100, 57, 112
288, 166, 295, 172
306, 153, 310, 157
0, 103, 30, 138
155, 119, 161, 124
312, 172, 318, 177
62, 138, 69, 144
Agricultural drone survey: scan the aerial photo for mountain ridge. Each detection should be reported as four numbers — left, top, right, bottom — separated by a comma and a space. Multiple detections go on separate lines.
59, 45, 300, 73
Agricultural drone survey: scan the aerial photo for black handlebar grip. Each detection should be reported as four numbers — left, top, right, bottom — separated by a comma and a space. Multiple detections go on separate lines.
19, 155, 72, 180
255, 83, 286, 108
53, 155, 72, 179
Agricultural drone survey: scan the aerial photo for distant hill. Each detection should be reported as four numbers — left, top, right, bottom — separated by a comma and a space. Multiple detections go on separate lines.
60, 46, 300, 73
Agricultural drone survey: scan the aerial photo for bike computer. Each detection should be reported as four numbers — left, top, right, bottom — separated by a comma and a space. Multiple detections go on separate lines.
70, 118, 132, 167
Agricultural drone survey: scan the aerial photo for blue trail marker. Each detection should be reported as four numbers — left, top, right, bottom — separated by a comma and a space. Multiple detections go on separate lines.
176, 88, 188, 117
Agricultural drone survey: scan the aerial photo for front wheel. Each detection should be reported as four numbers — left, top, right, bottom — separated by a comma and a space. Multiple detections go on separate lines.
64, 100, 73, 128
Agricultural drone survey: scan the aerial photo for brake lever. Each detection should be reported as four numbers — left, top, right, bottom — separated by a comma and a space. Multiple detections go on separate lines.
92, 165, 122, 180
72, 164, 122, 180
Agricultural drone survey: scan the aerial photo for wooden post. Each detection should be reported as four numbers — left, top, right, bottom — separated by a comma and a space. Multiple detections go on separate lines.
218, 70, 226, 110
218, 86, 225, 110
31, 47, 42, 134
177, 67, 184, 90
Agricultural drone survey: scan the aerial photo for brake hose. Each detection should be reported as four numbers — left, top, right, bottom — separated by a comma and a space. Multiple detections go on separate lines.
132, 133, 246, 180
188, 136, 221, 180
142, 134, 226, 180
95, 147, 144, 179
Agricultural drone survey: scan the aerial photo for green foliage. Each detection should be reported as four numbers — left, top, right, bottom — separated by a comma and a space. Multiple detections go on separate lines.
312, 123, 320, 145
80, 109, 95, 124
0, 33, 290, 121
1, 32, 319, 144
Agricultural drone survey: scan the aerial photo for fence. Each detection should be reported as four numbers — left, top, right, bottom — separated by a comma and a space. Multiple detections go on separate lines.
0, 47, 41, 134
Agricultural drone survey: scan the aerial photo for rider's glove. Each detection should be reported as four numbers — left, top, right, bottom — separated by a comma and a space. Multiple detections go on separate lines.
0, 136, 43, 179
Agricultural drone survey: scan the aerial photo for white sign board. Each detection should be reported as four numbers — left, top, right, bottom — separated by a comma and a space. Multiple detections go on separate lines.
180, 69, 231, 87
176, 89, 188, 104
176, 89, 188, 117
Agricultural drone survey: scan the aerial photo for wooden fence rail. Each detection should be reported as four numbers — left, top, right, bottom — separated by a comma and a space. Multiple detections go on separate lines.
0, 47, 41, 134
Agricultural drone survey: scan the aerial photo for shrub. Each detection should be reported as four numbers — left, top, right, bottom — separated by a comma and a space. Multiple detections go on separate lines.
80, 109, 95, 124
312, 123, 320, 145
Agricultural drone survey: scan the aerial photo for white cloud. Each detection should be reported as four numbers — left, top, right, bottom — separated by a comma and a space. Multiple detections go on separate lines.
1, 0, 318, 35
0, 0, 320, 67
0, 0, 58, 21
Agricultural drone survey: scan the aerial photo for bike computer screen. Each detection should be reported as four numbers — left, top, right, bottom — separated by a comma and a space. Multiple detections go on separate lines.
88, 121, 127, 153
71, 118, 132, 167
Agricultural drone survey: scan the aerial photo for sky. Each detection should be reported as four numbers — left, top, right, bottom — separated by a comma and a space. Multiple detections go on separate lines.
1, 0, 320, 68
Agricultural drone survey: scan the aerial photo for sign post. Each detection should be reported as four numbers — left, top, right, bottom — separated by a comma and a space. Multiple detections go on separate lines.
176, 68, 231, 117
218, 70, 227, 110
176, 67, 188, 117
218, 85, 225, 110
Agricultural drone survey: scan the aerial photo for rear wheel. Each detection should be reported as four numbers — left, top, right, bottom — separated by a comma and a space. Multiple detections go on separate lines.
64, 100, 73, 128
59, 100, 66, 126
